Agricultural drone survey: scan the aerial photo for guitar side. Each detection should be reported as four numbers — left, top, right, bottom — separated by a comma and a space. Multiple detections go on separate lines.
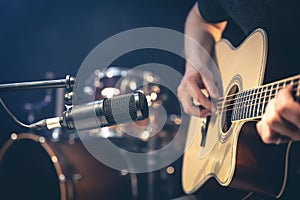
182, 29, 289, 196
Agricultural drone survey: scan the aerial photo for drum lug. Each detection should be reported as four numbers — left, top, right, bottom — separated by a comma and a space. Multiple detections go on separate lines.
10, 133, 18, 140
120, 169, 129, 176
59, 173, 66, 182
72, 173, 82, 182
38, 136, 46, 143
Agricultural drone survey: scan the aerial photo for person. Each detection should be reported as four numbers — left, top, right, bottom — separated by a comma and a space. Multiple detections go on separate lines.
177, 0, 300, 145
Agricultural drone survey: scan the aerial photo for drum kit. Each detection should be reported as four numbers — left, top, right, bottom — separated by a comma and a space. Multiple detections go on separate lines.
0, 67, 186, 200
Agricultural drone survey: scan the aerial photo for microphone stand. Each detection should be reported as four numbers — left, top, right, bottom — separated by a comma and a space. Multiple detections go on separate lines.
0, 75, 75, 137
0, 75, 75, 92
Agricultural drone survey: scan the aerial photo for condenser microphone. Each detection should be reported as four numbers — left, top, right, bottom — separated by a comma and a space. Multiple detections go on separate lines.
30, 91, 149, 131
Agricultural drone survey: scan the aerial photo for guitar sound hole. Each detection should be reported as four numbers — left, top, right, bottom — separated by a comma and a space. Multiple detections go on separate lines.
221, 84, 239, 133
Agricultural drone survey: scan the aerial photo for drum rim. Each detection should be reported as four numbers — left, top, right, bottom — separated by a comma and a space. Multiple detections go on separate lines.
0, 133, 71, 200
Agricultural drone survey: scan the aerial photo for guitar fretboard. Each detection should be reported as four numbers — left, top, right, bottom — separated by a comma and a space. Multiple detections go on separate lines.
229, 74, 300, 121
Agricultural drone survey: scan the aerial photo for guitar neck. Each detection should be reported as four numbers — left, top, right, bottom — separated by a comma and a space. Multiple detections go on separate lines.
230, 74, 300, 121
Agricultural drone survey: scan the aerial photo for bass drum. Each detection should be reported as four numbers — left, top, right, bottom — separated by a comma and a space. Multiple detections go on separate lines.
0, 133, 136, 200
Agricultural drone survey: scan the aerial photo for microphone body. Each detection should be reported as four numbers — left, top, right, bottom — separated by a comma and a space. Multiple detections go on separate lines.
30, 92, 148, 131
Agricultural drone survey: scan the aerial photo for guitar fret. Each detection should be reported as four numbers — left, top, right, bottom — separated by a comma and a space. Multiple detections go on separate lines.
236, 93, 239, 120
283, 81, 287, 88
249, 89, 256, 118
231, 100, 236, 121
235, 93, 241, 121
240, 92, 246, 120
237, 92, 243, 120
278, 82, 284, 94
234, 93, 238, 121
286, 79, 291, 91
248, 89, 255, 118
242, 91, 248, 119
248, 90, 255, 118
289, 79, 293, 89
253, 88, 260, 118
241, 91, 245, 119
273, 83, 279, 99
235, 93, 240, 120
247, 90, 251, 119
245, 91, 250, 119
232, 95, 236, 121
268, 84, 273, 105
255, 89, 259, 117
232, 93, 240, 121
262, 86, 272, 113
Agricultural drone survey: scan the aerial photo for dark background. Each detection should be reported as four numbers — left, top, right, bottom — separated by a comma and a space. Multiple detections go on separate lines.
0, 0, 195, 199
0, 0, 195, 143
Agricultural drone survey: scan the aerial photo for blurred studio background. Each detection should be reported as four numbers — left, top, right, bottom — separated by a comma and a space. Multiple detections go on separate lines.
0, 0, 196, 199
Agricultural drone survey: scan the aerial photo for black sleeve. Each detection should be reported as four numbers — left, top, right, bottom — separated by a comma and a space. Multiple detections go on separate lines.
197, 0, 228, 23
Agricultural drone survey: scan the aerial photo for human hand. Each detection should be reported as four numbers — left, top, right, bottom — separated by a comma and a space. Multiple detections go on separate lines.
177, 62, 220, 118
256, 85, 300, 144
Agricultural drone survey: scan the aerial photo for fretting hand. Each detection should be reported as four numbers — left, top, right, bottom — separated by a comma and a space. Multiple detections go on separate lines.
256, 86, 300, 144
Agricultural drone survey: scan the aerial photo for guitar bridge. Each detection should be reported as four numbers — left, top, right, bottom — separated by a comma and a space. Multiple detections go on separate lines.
200, 116, 210, 147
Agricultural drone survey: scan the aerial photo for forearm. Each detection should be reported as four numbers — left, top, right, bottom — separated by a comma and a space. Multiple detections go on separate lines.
177, 2, 227, 117
184, 2, 227, 68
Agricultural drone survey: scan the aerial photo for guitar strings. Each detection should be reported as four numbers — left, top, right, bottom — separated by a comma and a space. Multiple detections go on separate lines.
216, 82, 298, 106
216, 84, 298, 109
217, 75, 299, 103
216, 88, 299, 113
192, 74, 299, 116
215, 88, 299, 115
215, 78, 299, 107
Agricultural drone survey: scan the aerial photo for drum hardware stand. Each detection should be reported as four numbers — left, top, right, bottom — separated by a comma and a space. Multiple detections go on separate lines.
0, 75, 75, 137
147, 136, 156, 200
0, 75, 75, 92
0, 75, 75, 114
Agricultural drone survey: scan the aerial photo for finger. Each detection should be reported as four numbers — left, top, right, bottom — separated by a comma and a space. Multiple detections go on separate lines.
256, 121, 277, 144
265, 115, 300, 141
256, 121, 290, 144
263, 98, 300, 141
275, 86, 300, 130
257, 99, 282, 144
177, 80, 211, 117
179, 96, 211, 117
185, 63, 220, 111
191, 86, 215, 112
188, 76, 215, 113
200, 68, 221, 99
189, 62, 220, 98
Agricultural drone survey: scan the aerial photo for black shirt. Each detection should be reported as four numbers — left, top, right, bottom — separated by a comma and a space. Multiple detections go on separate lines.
197, 0, 300, 83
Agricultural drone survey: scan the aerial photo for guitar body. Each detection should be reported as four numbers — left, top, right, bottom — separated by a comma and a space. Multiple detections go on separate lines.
182, 29, 291, 198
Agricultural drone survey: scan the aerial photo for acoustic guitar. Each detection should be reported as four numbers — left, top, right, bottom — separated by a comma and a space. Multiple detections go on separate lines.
182, 28, 300, 198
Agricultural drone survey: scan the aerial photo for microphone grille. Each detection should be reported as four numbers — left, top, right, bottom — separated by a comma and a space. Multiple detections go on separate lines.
102, 92, 148, 126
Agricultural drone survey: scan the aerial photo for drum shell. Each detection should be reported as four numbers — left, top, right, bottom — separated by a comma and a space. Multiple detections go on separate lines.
0, 133, 133, 200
